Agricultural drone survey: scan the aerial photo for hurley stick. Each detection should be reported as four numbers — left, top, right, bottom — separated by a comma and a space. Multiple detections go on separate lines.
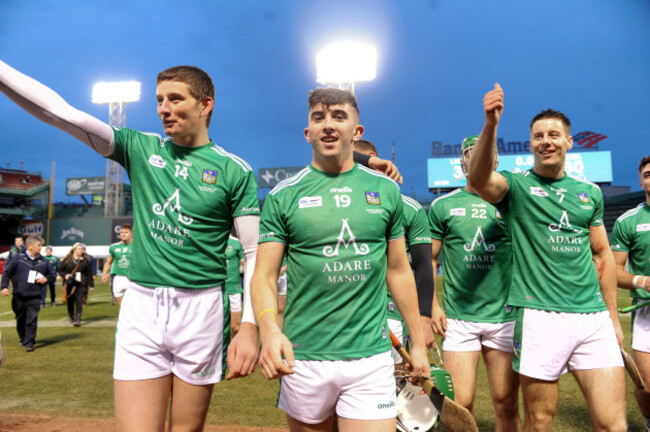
390, 331, 478, 432
619, 300, 650, 314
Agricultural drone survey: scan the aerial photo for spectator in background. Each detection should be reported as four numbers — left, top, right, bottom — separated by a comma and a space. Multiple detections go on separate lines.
8, 236, 25, 262
43, 246, 59, 307
59, 243, 94, 326
81, 243, 96, 306
1, 235, 54, 352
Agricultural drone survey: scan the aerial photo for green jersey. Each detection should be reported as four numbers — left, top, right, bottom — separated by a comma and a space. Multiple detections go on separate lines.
386, 195, 432, 321
611, 202, 650, 299
108, 241, 132, 276
44, 255, 59, 273
429, 188, 514, 322
108, 127, 260, 289
259, 164, 404, 361
225, 236, 243, 295
496, 169, 606, 313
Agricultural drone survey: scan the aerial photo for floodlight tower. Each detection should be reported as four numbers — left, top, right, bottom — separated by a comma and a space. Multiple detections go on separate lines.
316, 41, 377, 95
92, 81, 141, 216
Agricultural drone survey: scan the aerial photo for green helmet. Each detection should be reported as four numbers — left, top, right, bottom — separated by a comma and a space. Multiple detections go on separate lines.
460, 135, 479, 163
459, 135, 478, 176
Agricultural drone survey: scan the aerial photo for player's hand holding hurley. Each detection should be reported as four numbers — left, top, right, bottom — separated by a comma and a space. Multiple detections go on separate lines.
258, 320, 295, 380
483, 83, 504, 126
407, 343, 429, 378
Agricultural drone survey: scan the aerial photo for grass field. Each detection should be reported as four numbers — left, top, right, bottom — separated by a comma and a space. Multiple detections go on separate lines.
0, 279, 647, 431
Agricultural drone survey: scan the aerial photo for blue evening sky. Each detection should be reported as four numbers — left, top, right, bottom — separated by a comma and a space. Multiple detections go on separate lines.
1, 1, 648, 202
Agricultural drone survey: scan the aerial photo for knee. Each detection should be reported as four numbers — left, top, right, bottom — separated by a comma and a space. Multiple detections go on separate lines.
593, 418, 627, 432
524, 408, 555, 430
493, 393, 519, 419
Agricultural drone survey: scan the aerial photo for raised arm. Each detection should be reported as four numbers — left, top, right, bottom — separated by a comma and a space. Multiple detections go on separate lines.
0, 60, 114, 156
468, 83, 509, 203
353, 151, 403, 185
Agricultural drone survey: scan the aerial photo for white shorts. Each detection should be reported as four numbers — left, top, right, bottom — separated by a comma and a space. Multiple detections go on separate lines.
632, 302, 650, 353
278, 351, 396, 423
112, 275, 129, 298
113, 281, 228, 385
513, 308, 623, 381
388, 318, 405, 364
443, 318, 514, 352
278, 273, 287, 296
229, 293, 242, 313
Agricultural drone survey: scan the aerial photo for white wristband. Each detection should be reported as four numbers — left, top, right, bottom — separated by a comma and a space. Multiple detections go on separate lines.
633, 275, 647, 289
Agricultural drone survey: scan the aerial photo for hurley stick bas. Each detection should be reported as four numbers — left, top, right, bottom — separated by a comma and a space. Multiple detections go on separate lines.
389, 330, 478, 432
618, 300, 650, 314
621, 348, 646, 390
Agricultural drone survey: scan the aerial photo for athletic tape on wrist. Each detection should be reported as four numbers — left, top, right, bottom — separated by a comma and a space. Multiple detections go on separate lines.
633, 275, 647, 290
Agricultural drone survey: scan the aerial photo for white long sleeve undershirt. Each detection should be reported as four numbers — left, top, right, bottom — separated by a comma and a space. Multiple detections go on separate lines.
233, 215, 260, 326
0, 60, 114, 156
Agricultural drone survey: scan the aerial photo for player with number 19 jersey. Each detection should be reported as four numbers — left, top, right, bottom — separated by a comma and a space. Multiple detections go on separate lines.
496, 169, 606, 312
108, 127, 260, 289
611, 203, 650, 300
429, 188, 514, 322
259, 163, 404, 361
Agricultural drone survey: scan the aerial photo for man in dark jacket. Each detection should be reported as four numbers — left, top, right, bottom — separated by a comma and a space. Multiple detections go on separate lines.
7, 236, 25, 261
1, 235, 54, 352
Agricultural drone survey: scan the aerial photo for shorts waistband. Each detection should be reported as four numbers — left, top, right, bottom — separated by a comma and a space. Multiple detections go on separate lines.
128, 281, 222, 299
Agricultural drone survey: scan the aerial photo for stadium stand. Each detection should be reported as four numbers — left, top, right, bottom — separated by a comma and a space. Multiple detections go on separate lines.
603, 190, 646, 233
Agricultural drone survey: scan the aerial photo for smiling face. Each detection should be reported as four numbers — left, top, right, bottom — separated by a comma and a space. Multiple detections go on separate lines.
304, 102, 364, 170
529, 118, 573, 178
156, 80, 212, 143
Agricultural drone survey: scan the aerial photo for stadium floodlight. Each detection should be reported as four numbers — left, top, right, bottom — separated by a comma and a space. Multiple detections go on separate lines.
316, 41, 377, 94
92, 81, 141, 104
92, 80, 141, 217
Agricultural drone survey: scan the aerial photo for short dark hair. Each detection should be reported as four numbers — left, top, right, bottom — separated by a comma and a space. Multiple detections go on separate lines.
157, 66, 215, 127
639, 156, 650, 173
530, 109, 571, 135
353, 139, 378, 156
308, 88, 359, 116
120, 224, 133, 231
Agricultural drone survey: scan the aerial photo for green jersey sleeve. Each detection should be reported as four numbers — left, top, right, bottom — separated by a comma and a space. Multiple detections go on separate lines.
402, 195, 431, 248
611, 203, 650, 299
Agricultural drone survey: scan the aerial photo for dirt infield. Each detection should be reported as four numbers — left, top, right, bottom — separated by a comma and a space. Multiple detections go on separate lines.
0, 414, 289, 432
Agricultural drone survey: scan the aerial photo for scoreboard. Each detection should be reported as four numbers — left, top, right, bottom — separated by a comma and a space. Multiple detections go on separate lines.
427, 151, 613, 189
